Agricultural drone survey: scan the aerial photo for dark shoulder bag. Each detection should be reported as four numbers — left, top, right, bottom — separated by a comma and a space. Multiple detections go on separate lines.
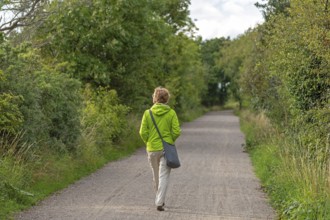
149, 110, 181, 168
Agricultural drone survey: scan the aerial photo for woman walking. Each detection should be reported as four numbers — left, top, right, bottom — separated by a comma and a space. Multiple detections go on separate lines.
139, 87, 181, 211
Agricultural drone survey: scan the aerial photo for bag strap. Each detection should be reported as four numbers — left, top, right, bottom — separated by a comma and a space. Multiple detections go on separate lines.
149, 110, 164, 141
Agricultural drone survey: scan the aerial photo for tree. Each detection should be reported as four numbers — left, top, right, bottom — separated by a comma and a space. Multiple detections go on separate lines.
217, 30, 262, 109
161, 34, 206, 115
34, 0, 202, 112
149, 0, 195, 34
0, 0, 50, 34
255, 0, 290, 20
200, 37, 230, 106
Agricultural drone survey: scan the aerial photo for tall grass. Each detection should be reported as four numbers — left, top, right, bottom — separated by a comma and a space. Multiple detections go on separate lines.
240, 110, 330, 219
0, 132, 37, 219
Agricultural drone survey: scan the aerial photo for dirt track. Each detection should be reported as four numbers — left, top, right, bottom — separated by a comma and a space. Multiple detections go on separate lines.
16, 111, 276, 220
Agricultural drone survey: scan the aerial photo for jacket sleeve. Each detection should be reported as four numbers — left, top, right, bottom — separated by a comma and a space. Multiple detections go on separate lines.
171, 111, 181, 141
139, 111, 149, 144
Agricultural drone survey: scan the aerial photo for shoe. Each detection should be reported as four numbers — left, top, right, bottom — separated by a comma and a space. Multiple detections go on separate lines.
157, 206, 164, 211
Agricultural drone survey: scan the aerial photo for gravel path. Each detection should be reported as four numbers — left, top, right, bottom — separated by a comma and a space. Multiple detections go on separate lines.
16, 110, 276, 220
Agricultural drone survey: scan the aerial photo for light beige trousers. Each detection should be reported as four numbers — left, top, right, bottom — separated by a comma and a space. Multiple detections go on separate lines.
147, 151, 171, 206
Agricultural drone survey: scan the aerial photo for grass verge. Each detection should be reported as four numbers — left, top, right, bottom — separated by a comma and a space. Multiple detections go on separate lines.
239, 110, 330, 220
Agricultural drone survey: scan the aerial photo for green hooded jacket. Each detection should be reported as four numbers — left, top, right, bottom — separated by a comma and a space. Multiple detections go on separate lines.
139, 103, 181, 152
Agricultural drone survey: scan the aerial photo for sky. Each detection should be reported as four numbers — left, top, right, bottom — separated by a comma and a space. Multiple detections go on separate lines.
189, 0, 264, 40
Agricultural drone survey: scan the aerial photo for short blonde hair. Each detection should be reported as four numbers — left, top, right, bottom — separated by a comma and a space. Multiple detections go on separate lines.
153, 87, 170, 104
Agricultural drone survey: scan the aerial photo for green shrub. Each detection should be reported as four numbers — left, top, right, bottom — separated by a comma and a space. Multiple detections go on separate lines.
35, 71, 82, 152
0, 93, 24, 135
0, 132, 36, 219
1, 42, 82, 152
82, 85, 130, 148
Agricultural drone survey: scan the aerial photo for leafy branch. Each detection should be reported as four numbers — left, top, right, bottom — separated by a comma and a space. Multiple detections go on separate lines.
0, 0, 48, 34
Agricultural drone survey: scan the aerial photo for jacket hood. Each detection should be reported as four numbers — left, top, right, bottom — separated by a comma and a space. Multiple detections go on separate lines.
151, 103, 171, 116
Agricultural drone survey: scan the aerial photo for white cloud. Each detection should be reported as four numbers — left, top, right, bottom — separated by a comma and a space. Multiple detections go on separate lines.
189, 0, 264, 39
